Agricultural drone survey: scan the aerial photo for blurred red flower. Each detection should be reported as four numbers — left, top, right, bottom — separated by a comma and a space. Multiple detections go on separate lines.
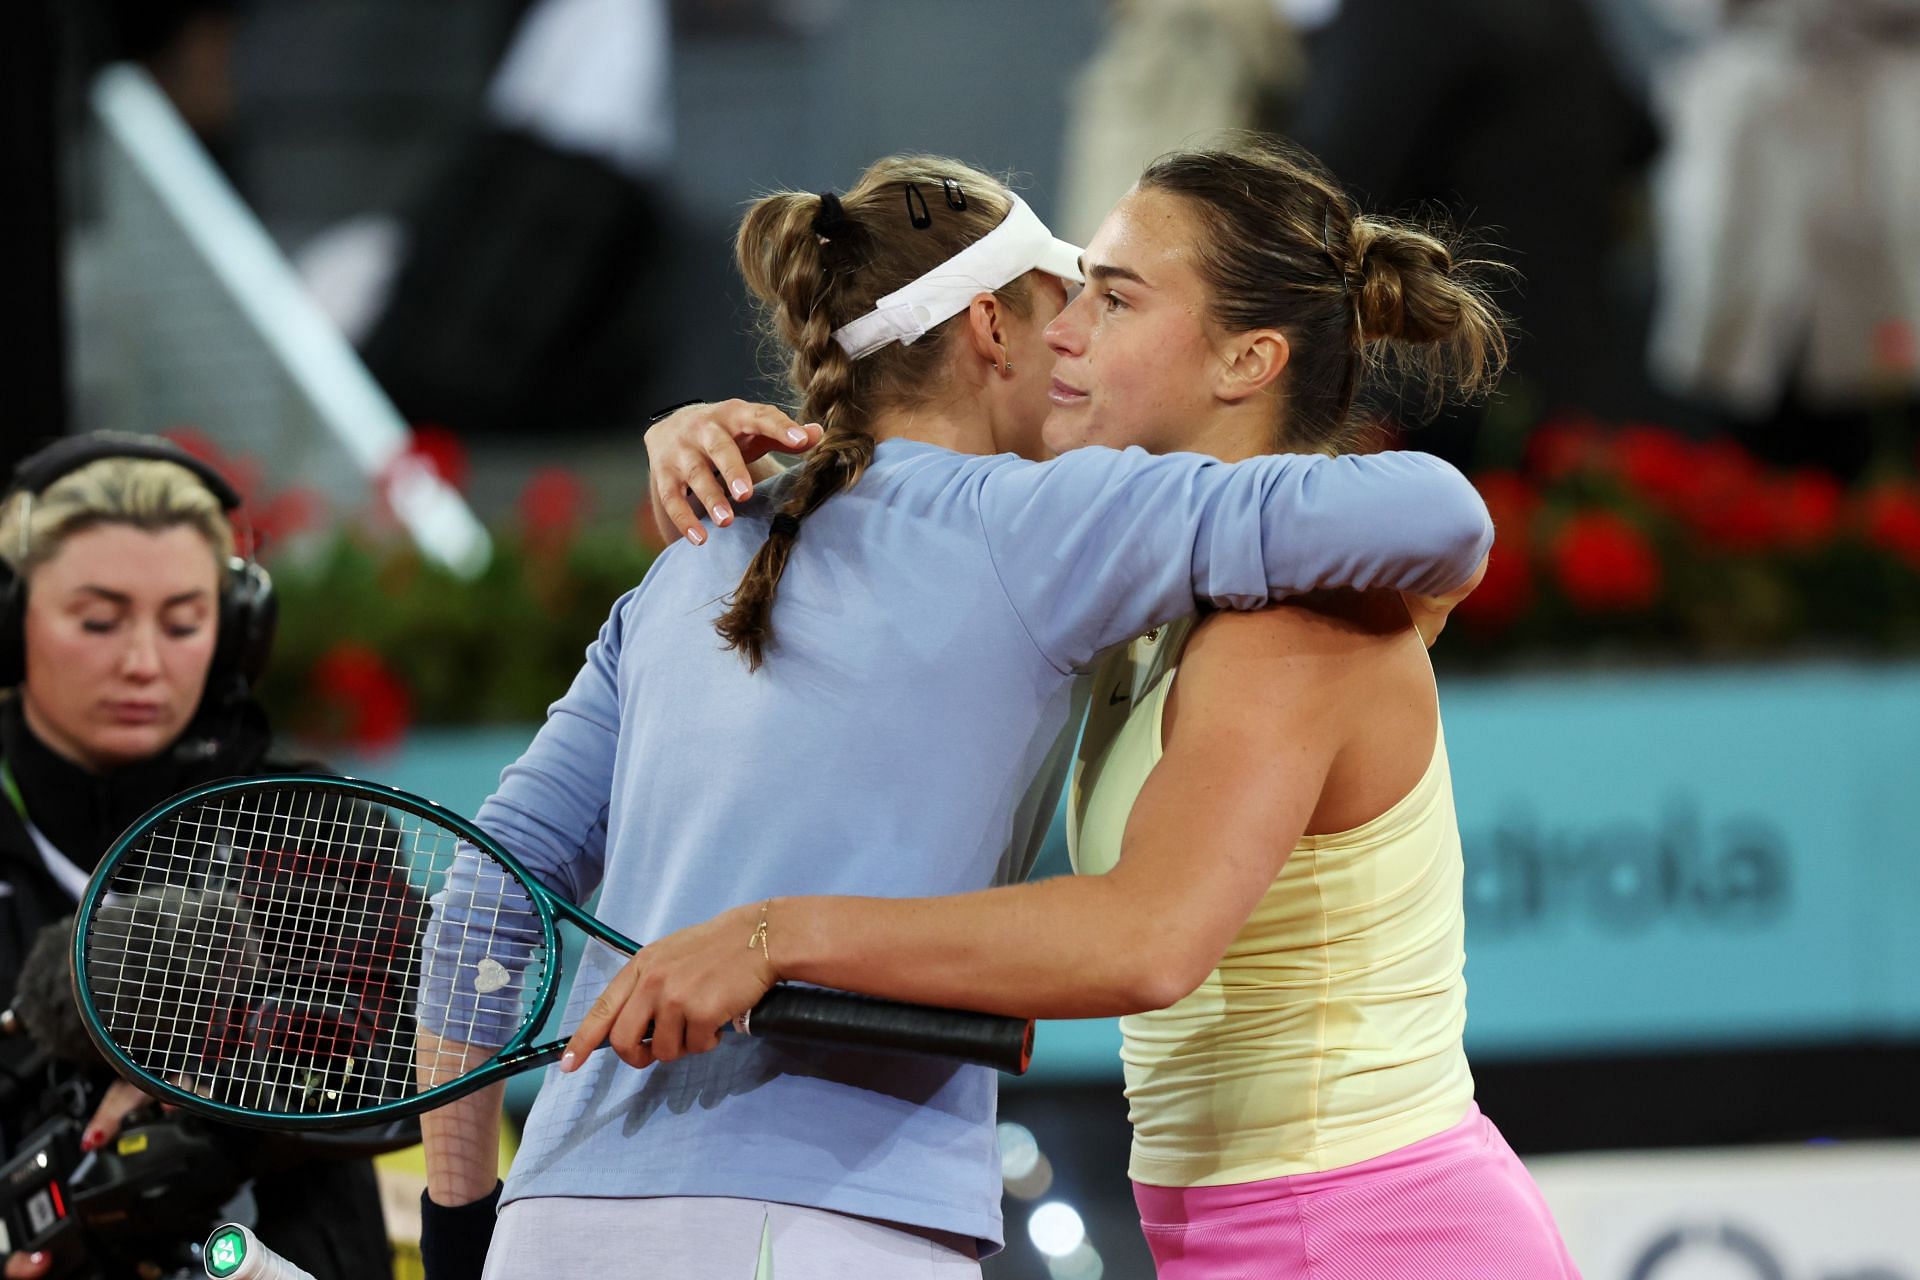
1688, 486, 1778, 552
1611, 425, 1696, 507
1551, 511, 1662, 611
520, 467, 590, 552
1460, 472, 1540, 634
1525, 415, 1607, 481
309, 642, 411, 751
162, 427, 312, 557
161, 427, 223, 465
1454, 545, 1534, 632
1859, 484, 1920, 570
247, 486, 327, 551
1473, 471, 1540, 536
1668, 439, 1771, 551
160, 426, 260, 500
1773, 470, 1843, 550
405, 424, 471, 493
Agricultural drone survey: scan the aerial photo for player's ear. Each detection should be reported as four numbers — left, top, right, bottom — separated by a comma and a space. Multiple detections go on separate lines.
1211, 328, 1289, 403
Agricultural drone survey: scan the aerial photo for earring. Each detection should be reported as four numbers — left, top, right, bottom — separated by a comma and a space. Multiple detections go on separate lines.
1002, 361, 1015, 374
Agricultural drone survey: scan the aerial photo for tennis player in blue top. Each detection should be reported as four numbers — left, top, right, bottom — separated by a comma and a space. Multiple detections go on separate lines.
420, 152, 1492, 1280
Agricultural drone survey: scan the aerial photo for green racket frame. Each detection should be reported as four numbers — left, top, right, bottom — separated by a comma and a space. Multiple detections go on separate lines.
73, 774, 1033, 1132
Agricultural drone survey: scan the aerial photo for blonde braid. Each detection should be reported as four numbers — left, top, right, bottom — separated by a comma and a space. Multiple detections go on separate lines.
715, 156, 1031, 669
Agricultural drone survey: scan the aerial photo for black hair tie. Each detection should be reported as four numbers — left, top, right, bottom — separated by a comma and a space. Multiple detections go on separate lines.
770, 513, 801, 539
813, 191, 852, 239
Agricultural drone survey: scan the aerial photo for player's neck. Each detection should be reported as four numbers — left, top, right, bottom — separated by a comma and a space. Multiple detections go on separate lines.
1185, 399, 1282, 464
867, 400, 1000, 458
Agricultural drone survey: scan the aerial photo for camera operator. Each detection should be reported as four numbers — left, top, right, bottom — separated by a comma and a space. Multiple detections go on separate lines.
0, 434, 389, 1279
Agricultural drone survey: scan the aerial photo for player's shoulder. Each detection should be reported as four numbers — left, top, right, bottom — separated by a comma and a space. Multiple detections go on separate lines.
1189, 592, 1413, 663
1174, 597, 1426, 744
1186, 594, 1418, 697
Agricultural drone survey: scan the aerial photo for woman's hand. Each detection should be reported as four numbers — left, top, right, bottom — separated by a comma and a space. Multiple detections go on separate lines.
81, 1078, 158, 1152
647, 401, 822, 546
3, 1080, 158, 1278
560, 903, 778, 1071
1402, 552, 1488, 647
3, 1250, 51, 1278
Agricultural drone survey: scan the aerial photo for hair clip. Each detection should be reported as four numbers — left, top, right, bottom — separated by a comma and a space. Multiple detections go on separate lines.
904, 183, 933, 230
942, 179, 967, 211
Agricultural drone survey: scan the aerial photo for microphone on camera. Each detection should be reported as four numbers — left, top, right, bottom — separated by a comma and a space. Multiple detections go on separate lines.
4, 888, 263, 1078
0, 917, 99, 1065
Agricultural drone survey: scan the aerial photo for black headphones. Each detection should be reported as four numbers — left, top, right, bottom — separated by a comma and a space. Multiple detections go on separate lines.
0, 433, 278, 696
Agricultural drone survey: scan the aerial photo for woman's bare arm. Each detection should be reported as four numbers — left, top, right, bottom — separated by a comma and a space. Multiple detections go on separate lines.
564, 607, 1412, 1066
417, 1033, 502, 1205
773, 608, 1376, 1015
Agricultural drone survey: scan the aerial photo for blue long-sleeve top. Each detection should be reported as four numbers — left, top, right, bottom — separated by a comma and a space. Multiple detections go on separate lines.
463, 439, 1490, 1252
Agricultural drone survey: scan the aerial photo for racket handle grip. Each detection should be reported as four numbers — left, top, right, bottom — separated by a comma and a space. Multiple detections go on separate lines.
203, 1224, 317, 1280
743, 984, 1034, 1074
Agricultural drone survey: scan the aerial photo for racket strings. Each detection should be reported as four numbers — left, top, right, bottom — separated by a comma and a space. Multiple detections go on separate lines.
83, 784, 552, 1118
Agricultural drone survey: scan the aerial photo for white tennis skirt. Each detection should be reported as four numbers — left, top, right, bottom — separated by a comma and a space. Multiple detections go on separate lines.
482, 1194, 983, 1280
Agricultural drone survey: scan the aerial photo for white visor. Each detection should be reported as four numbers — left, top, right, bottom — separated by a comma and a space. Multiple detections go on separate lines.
830, 194, 1084, 361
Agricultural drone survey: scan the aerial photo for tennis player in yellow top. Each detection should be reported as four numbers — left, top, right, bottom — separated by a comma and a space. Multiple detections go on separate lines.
579, 139, 1579, 1278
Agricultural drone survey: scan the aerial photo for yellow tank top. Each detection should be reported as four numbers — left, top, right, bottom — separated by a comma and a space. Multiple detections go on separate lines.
1069, 619, 1474, 1187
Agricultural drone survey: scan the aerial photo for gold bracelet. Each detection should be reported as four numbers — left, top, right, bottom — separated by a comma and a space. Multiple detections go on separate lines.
747, 899, 772, 966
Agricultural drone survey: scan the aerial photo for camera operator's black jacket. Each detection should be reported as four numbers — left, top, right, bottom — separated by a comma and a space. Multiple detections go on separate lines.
0, 697, 390, 1280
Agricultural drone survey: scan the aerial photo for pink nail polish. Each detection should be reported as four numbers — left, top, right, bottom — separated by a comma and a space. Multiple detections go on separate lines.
687, 526, 706, 546
788, 429, 808, 445
731, 479, 750, 499
715, 505, 732, 523
560, 1051, 578, 1072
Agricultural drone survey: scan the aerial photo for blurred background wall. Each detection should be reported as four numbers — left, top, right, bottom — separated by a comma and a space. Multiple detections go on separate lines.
10, 0, 1920, 1276
221, 0, 1104, 513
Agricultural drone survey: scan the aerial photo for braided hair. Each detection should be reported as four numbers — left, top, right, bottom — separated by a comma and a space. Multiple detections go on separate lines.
716, 155, 1038, 669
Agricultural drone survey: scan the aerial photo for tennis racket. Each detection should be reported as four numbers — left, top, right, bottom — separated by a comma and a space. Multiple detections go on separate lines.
203, 1223, 313, 1280
72, 775, 1034, 1132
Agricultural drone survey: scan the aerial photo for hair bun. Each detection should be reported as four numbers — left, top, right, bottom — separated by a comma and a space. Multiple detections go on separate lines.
1345, 214, 1508, 405
1349, 219, 1458, 345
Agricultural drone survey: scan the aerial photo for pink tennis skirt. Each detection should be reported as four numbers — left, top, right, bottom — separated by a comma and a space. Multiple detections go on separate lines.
1131, 1105, 1582, 1279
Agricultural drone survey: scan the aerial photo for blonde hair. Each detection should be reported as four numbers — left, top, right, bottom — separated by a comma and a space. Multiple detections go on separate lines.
0, 457, 235, 581
715, 154, 1040, 670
